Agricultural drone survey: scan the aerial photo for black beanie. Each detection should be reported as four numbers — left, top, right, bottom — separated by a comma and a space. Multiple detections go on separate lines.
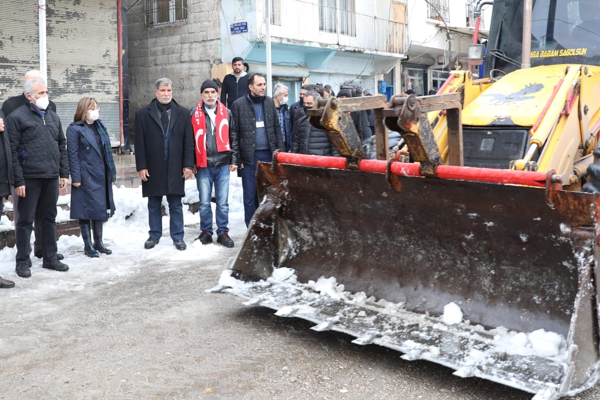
201, 79, 219, 93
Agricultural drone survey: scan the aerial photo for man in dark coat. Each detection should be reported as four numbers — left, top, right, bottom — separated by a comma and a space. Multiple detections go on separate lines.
6, 79, 70, 278
1, 70, 63, 262
220, 57, 249, 108
134, 78, 194, 251
0, 90, 15, 288
292, 91, 335, 156
230, 73, 284, 226
337, 88, 372, 141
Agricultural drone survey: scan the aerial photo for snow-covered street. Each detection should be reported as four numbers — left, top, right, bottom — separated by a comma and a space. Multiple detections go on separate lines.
0, 175, 598, 400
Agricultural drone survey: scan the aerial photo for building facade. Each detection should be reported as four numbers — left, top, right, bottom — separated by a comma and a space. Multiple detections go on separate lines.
0, 0, 126, 146
126, 0, 221, 113
219, 0, 407, 98
401, 0, 492, 95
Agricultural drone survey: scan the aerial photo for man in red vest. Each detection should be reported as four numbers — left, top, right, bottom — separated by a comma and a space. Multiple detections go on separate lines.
188, 79, 240, 247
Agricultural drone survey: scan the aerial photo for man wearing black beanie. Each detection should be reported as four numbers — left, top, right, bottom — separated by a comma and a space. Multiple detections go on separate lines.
188, 79, 239, 247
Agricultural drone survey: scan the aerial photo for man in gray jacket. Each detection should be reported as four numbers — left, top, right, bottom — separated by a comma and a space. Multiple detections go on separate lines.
6, 79, 69, 278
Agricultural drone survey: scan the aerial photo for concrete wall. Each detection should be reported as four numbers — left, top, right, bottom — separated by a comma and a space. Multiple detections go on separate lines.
126, 0, 221, 125
0, 0, 121, 143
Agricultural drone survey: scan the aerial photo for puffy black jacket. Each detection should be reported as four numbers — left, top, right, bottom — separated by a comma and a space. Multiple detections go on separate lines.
230, 95, 284, 165
220, 73, 249, 108
289, 100, 303, 128
292, 108, 335, 156
6, 103, 69, 187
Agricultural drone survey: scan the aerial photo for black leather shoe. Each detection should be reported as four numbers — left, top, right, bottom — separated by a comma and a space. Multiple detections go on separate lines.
217, 233, 234, 248
16, 264, 32, 278
35, 252, 64, 260
42, 259, 69, 272
173, 239, 186, 251
144, 237, 160, 249
0, 277, 16, 288
197, 232, 213, 245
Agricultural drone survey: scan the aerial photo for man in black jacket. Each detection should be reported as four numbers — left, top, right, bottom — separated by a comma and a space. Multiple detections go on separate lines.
292, 91, 335, 156
1, 70, 57, 116
135, 78, 194, 251
0, 90, 15, 288
337, 88, 372, 141
189, 79, 239, 247
220, 57, 249, 108
6, 79, 70, 278
289, 84, 315, 129
230, 73, 284, 226
1, 70, 63, 262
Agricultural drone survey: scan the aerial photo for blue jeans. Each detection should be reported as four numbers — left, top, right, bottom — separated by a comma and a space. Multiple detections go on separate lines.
240, 149, 272, 227
195, 165, 230, 236
147, 195, 184, 241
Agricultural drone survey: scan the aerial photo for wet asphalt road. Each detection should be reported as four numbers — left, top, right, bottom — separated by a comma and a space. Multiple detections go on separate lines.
1, 229, 599, 400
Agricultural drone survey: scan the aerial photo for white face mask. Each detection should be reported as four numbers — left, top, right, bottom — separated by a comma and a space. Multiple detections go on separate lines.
35, 96, 50, 110
88, 109, 100, 122
280, 96, 288, 105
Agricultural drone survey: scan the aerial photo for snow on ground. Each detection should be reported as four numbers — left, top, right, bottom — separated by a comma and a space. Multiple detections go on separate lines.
0, 173, 245, 306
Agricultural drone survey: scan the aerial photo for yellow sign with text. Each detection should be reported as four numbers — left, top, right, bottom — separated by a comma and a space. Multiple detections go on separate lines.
530, 48, 588, 58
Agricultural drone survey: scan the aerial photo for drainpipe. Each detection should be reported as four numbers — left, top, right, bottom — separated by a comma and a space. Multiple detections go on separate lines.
118, 0, 130, 150
521, 0, 532, 69
38, 0, 47, 77
265, 0, 273, 96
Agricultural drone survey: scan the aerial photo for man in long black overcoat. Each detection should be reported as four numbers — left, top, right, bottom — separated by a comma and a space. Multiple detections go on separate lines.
134, 78, 194, 251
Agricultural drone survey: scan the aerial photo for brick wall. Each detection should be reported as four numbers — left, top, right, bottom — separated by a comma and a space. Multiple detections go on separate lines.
126, 0, 222, 136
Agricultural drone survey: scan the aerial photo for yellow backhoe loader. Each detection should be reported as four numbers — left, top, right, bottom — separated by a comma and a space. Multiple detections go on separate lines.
211, 1, 600, 398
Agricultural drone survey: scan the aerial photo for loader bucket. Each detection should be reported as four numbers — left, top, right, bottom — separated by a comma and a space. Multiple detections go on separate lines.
213, 152, 600, 399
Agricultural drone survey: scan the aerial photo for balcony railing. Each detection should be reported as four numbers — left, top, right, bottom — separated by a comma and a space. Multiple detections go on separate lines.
262, 0, 405, 55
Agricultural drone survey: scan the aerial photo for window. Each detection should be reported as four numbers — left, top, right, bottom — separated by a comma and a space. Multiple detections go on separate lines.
402, 67, 424, 95
319, 0, 356, 36
430, 70, 449, 93
427, 0, 449, 22
319, 0, 337, 33
270, 0, 281, 26
145, 0, 187, 26
339, 0, 356, 36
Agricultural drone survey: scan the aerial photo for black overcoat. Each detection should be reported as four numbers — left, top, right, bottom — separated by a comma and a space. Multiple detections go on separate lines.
134, 99, 194, 197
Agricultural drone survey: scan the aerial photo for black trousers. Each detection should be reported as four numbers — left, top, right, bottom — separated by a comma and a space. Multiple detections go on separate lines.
15, 178, 59, 264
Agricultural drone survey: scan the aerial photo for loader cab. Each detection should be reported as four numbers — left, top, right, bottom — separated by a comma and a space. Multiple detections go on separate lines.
485, 0, 600, 77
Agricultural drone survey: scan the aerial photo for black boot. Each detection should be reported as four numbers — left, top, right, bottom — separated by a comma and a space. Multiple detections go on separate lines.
92, 220, 112, 255
81, 223, 99, 258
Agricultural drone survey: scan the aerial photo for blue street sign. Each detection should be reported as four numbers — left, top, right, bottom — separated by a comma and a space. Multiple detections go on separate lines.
231, 22, 248, 34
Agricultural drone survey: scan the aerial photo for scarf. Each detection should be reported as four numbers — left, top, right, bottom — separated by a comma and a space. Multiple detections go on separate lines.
191, 100, 230, 167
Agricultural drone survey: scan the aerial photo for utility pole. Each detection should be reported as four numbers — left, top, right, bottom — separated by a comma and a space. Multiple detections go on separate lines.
266, 0, 273, 96
39, 0, 47, 78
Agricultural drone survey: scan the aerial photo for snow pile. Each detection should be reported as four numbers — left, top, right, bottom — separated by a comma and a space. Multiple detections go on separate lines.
308, 276, 345, 300
269, 267, 297, 284
493, 327, 565, 358
442, 302, 463, 325
0, 172, 246, 298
